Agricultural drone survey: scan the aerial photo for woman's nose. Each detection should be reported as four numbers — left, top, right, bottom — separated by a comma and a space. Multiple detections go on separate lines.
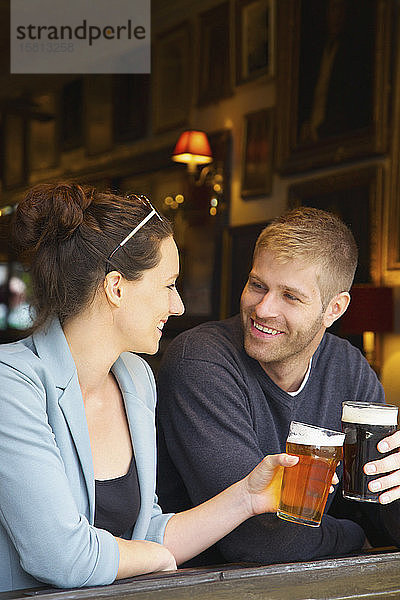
170, 288, 185, 316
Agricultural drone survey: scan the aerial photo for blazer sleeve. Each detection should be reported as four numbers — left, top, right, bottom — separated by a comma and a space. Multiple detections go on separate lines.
0, 353, 119, 588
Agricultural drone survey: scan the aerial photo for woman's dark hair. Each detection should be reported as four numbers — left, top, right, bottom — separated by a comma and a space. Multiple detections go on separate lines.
12, 182, 173, 331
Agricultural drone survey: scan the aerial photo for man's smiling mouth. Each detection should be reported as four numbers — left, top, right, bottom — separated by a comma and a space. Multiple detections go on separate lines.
251, 319, 284, 336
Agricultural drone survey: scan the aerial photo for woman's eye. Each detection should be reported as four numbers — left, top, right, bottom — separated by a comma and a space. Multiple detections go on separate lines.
167, 283, 176, 290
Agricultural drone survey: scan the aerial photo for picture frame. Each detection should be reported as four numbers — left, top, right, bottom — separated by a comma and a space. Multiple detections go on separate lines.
276, 0, 393, 174
224, 222, 269, 317
155, 130, 231, 338
288, 166, 384, 286
28, 93, 58, 172
236, 0, 275, 84
198, 2, 232, 106
241, 108, 274, 198
84, 76, 113, 156
61, 79, 83, 151
113, 74, 150, 143
152, 22, 192, 133
384, 171, 400, 281
382, 29, 400, 283
1, 113, 27, 190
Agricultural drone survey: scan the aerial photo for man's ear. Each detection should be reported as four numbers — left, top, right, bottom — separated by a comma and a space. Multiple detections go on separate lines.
103, 271, 124, 308
323, 291, 351, 328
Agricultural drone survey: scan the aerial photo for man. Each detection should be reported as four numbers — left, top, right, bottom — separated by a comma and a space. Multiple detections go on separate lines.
156, 207, 399, 566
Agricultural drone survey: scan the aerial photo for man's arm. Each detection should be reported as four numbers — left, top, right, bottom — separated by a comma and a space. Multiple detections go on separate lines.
156, 339, 365, 565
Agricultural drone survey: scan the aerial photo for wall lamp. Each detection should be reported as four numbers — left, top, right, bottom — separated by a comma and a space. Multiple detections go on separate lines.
171, 130, 224, 215
172, 130, 213, 173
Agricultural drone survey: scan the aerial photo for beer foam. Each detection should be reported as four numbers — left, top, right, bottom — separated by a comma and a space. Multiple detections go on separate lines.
287, 421, 345, 447
342, 402, 398, 426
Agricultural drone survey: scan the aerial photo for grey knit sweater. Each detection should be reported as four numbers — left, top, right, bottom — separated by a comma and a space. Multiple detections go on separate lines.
156, 315, 385, 565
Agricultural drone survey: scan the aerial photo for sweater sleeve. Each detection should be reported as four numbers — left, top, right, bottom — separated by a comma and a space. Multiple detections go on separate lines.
156, 333, 365, 565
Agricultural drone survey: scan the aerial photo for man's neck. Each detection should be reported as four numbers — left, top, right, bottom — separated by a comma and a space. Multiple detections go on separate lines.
258, 333, 324, 393
259, 357, 311, 393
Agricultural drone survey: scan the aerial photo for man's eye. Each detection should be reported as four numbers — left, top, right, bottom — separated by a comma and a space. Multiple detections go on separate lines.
250, 281, 264, 290
284, 293, 298, 301
167, 283, 176, 290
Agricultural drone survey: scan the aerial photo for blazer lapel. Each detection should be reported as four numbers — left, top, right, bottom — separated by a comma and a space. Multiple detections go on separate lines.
58, 380, 95, 522
113, 357, 156, 538
33, 319, 95, 522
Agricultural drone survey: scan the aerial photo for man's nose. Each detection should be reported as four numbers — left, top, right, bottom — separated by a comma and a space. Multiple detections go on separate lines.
255, 291, 280, 318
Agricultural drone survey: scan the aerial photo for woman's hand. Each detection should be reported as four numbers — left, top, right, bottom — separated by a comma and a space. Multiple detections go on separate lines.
364, 430, 400, 504
245, 453, 299, 516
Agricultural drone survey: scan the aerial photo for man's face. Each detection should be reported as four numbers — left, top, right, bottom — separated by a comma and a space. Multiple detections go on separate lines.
240, 249, 327, 368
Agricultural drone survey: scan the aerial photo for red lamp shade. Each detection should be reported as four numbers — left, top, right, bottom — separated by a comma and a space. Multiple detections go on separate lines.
172, 130, 213, 171
340, 285, 394, 334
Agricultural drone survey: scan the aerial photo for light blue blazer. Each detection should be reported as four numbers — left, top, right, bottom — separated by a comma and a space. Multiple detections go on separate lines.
0, 319, 173, 592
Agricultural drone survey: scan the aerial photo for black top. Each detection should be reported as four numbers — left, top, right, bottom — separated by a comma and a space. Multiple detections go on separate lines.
94, 455, 141, 537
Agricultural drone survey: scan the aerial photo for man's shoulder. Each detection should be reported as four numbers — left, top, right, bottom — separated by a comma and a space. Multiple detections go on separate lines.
318, 332, 373, 375
321, 332, 364, 359
164, 315, 243, 362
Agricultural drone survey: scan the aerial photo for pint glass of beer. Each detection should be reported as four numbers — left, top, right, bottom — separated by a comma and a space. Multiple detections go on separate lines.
342, 401, 398, 502
277, 421, 344, 527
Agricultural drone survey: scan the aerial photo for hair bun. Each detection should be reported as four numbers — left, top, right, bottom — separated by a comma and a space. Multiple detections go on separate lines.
13, 182, 93, 252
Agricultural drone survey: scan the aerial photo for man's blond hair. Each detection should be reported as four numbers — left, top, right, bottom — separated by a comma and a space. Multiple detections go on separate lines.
254, 207, 358, 308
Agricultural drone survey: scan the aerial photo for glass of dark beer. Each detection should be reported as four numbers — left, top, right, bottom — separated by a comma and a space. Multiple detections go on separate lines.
342, 401, 398, 502
277, 421, 345, 527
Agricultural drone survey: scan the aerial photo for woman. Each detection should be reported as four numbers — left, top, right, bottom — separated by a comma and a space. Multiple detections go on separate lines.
0, 183, 298, 592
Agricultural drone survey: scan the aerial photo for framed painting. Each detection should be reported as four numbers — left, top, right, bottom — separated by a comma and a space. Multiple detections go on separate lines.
61, 79, 83, 151
2, 113, 27, 189
113, 74, 150, 142
236, 0, 275, 84
241, 108, 274, 198
153, 22, 192, 133
224, 222, 269, 317
288, 166, 384, 286
152, 130, 232, 338
198, 2, 232, 105
84, 76, 113, 156
28, 93, 58, 172
276, 0, 393, 174
383, 28, 400, 283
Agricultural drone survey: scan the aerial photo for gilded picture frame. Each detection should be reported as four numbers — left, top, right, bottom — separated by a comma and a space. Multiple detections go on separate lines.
275, 0, 393, 174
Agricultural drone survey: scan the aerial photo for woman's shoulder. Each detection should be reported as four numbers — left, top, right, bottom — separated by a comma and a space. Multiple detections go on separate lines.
118, 352, 157, 408
0, 337, 49, 399
120, 351, 154, 378
0, 336, 38, 369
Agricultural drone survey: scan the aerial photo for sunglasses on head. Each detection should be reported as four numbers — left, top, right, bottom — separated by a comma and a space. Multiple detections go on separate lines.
105, 195, 163, 275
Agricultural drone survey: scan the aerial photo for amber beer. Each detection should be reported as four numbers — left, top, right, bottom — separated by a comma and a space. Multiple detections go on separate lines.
342, 402, 398, 502
277, 422, 345, 527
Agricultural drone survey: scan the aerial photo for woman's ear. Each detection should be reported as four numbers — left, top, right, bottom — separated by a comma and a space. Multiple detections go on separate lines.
103, 271, 124, 307
323, 291, 351, 328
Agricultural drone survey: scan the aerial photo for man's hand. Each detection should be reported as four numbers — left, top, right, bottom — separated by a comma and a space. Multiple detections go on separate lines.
364, 430, 400, 504
330, 471, 339, 493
